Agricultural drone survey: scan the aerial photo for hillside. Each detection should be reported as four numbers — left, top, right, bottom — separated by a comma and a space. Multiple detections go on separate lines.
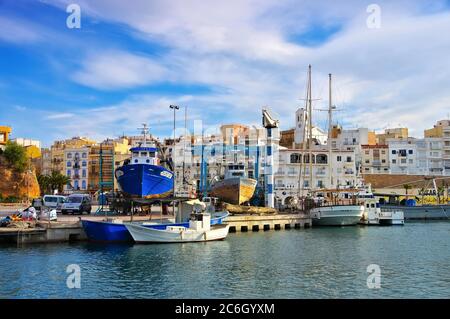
0, 155, 40, 200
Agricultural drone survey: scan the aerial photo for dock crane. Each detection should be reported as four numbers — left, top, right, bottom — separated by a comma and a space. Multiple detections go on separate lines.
262, 108, 280, 208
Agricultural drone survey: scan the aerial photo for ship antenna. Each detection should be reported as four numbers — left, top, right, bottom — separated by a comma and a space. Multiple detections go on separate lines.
140, 123, 149, 146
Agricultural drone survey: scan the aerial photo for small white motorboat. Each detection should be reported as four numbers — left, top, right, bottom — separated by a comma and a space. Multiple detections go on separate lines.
125, 212, 230, 243
360, 198, 404, 226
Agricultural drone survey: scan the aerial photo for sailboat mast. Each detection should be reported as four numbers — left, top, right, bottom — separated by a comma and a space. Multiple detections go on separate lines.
308, 65, 313, 192
328, 74, 333, 189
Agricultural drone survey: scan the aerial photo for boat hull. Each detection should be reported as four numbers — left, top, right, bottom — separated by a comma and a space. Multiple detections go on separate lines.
381, 205, 450, 220
81, 220, 133, 243
81, 212, 229, 242
210, 177, 257, 204
310, 205, 364, 226
125, 223, 230, 243
115, 164, 173, 198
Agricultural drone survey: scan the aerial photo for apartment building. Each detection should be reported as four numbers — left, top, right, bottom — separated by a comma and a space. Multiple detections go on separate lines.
0, 126, 12, 151
64, 147, 89, 191
273, 147, 359, 207
361, 144, 390, 174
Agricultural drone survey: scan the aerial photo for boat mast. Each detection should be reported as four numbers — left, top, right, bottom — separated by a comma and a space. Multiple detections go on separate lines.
140, 123, 149, 145
328, 74, 333, 189
308, 65, 313, 194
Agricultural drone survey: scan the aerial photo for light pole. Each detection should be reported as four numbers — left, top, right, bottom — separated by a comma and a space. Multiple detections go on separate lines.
169, 105, 179, 217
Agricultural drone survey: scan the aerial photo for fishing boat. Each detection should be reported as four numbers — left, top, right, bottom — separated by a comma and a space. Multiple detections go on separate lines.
115, 124, 174, 199
310, 204, 364, 226
210, 163, 257, 205
81, 211, 229, 243
125, 212, 230, 243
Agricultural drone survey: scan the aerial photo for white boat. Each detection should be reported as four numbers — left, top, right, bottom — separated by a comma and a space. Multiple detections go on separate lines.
310, 204, 364, 226
360, 197, 404, 226
125, 212, 230, 243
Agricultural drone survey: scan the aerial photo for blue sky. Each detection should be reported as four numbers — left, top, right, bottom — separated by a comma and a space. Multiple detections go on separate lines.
1, 0, 450, 147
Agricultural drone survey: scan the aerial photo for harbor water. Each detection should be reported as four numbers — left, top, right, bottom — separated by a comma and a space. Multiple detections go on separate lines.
0, 221, 449, 299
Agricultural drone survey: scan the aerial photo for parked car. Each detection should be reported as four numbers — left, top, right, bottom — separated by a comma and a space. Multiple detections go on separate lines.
61, 194, 92, 215
43, 195, 66, 212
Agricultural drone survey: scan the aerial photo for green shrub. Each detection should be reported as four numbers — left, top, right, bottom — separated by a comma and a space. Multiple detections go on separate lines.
3, 141, 28, 173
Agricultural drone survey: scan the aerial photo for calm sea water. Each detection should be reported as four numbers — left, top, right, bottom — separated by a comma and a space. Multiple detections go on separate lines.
0, 221, 449, 299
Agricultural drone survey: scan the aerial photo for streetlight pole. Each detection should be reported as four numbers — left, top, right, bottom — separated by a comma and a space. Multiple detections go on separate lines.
169, 105, 179, 218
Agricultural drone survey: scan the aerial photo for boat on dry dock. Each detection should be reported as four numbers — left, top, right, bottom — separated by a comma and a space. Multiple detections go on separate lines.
209, 163, 257, 205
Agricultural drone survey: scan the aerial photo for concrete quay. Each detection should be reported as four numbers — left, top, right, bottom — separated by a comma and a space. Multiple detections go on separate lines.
225, 213, 311, 232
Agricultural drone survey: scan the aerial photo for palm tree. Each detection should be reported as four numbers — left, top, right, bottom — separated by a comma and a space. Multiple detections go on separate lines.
437, 185, 445, 204
49, 171, 71, 194
418, 187, 426, 205
37, 171, 71, 195
403, 184, 412, 201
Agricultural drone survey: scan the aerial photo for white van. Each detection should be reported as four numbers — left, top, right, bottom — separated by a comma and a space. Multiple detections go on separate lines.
43, 195, 66, 212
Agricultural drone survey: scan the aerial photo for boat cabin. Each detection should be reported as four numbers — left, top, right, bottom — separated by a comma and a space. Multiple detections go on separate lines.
224, 163, 247, 179
129, 146, 159, 165
189, 213, 211, 231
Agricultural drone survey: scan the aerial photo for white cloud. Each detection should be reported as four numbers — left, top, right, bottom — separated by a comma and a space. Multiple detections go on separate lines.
32, 0, 450, 139
72, 51, 168, 89
45, 113, 75, 120
0, 16, 42, 43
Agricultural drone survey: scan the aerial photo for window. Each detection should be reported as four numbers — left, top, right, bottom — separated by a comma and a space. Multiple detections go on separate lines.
304, 181, 309, 188
381, 150, 386, 155
141, 152, 148, 157
317, 180, 323, 188
346, 156, 352, 162
67, 153, 72, 159
337, 156, 342, 162
82, 180, 86, 190
290, 153, 301, 163
392, 150, 397, 154
82, 161, 87, 167
82, 153, 87, 158
409, 159, 413, 164
67, 170, 71, 177
408, 150, 413, 155
392, 159, 397, 164
401, 159, 407, 164
352, 138, 357, 144
382, 159, 386, 163
365, 150, 370, 155
316, 154, 327, 164
67, 161, 72, 167
365, 160, 370, 164
82, 169, 86, 177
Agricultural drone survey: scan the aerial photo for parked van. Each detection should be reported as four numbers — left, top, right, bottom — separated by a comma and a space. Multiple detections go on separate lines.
43, 195, 66, 212
61, 194, 92, 215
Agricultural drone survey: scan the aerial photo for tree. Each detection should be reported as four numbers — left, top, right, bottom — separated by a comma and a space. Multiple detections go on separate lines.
418, 187, 426, 205
3, 141, 28, 172
37, 171, 71, 194
403, 184, 412, 200
437, 185, 445, 204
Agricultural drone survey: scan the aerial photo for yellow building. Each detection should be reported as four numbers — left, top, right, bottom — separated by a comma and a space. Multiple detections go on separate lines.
89, 138, 131, 192
50, 137, 96, 174
220, 124, 249, 145
376, 128, 408, 145
0, 126, 12, 150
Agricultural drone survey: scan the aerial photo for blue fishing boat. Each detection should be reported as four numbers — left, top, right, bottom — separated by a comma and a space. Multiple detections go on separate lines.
115, 124, 174, 199
81, 211, 229, 243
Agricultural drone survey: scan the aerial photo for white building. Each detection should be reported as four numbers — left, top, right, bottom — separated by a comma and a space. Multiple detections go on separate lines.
294, 108, 328, 146
64, 148, 89, 191
273, 147, 360, 207
10, 137, 41, 149
387, 138, 418, 175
